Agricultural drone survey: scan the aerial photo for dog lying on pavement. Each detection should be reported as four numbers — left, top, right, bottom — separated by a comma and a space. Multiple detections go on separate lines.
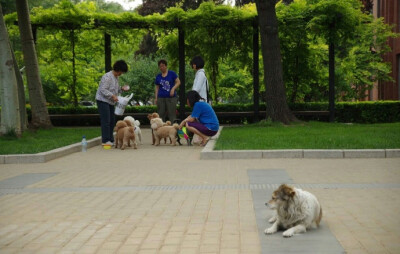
265, 184, 322, 237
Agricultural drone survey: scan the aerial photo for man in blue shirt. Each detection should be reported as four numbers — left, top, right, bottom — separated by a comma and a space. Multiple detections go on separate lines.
155, 59, 181, 123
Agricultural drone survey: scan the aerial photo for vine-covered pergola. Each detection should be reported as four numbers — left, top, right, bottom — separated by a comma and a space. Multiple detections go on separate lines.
8, 2, 260, 121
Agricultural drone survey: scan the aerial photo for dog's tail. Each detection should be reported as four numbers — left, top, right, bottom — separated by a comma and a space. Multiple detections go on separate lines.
134, 120, 140, 127
173, 123, 179, 129
124, 119, 133, 127
316, 206, 323, 227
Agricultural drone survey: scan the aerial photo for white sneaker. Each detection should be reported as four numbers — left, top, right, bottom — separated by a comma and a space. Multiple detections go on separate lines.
102, 141, 114, 146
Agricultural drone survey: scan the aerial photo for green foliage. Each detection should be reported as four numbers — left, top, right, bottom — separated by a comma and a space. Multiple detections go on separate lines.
336, 17, 396, 100
276, 0, 398, 102
38, 29, 104, 105
277, 0, 319, 103
217, 63, 253, 103
308, 0, 362, 43
335, 101, 400, 123
158, 2, 256, 102
3, 0, 398, 107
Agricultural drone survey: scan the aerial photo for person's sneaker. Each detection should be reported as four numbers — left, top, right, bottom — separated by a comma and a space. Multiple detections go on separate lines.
102, 141, 114, 146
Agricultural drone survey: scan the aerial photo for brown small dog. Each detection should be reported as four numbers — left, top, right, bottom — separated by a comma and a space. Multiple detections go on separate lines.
147, 112, 170, 144
115, 126, 137, 150
150, 117, 179, 146
148, 113, 160, 145
114, 120, 128, 132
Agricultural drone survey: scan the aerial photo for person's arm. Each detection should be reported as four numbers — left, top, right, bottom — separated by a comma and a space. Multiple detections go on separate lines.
192, 71, 206, 93
170, 77, 181, 97
179, 115, 195, 129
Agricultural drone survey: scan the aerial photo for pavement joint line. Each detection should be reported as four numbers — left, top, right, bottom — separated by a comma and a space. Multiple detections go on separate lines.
1, 183, 399, 195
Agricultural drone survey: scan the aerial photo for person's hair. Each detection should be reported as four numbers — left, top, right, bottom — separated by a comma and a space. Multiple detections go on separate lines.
186, 90, 202, 107
113, 60, 128, 73
190, 56, 205, 69
158, 59, 168, 66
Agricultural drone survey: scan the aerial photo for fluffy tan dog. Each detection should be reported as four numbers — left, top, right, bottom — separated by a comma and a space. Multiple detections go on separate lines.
115, 126, 137, 150
148, 113, 160, 145
147, 112, 170, 144
147, 112, 160, 120
114, 120, 128, 132
150, 117, 179, 146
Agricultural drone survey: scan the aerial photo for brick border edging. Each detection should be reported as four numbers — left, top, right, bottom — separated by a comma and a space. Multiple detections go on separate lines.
0, 137, 102, 164
200, 127, 400, 159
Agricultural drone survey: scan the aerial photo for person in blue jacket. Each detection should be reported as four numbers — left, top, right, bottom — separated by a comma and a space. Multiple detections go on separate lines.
154, 59, 181, 123
179, 90, 219, 146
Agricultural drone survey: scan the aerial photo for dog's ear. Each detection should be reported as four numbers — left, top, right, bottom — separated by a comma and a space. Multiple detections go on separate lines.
279, 184, 295, 199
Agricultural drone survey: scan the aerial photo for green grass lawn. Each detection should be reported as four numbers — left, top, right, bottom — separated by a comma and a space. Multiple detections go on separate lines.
0, 127, 101, 155
214, 121, 400, 150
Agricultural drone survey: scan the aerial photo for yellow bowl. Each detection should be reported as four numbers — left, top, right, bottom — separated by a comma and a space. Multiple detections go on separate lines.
103, 145, 112, 150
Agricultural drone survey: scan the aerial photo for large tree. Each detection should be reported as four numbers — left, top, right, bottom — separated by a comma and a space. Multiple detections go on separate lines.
255, 0, 297, 124
0, 4, 25, 135
16, 0, 52, 128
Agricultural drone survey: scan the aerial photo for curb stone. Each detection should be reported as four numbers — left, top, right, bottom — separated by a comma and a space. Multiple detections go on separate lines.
0, 137, 101, 164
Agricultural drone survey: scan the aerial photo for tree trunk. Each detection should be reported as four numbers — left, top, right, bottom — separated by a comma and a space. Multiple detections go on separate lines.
0, 4, 22, 136
71, 29, 78, 107
328, 41, 335, 122
11, 46, 28, 131
256, 0, 297, 124
211, 62, 218, 104
15, 0, 52, 128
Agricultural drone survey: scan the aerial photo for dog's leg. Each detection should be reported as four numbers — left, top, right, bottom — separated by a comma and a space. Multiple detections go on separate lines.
282, 224, 307, 237
155, 136, 160, 146
170, 135, 176, 146
268, 214, 277, 223
151, 130, 155, 145
265, 219, 279, 235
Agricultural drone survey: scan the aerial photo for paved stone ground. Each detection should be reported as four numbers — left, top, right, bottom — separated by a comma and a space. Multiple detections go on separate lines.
0, 128, 399, 254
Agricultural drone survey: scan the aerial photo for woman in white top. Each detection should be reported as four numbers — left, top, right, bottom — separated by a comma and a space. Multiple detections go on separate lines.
96, 60, 129, 146
190, 56, 209, 103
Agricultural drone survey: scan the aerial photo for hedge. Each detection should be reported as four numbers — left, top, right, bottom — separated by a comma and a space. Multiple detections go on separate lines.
18, 101, 400, 126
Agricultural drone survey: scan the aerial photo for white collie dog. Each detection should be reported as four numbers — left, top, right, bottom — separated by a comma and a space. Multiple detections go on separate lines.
123, 116, 142, 144
265, 184, 322, 237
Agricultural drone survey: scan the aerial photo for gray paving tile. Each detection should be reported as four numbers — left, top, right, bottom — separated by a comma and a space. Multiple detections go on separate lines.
248, 169, 293, 184
0, 173, 58, 189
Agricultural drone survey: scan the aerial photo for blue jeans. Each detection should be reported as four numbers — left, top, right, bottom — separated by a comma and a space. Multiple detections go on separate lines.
97, 100, 115, 143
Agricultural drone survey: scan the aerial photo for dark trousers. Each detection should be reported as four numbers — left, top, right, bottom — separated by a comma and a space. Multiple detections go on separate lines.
97, 100, 115, 143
